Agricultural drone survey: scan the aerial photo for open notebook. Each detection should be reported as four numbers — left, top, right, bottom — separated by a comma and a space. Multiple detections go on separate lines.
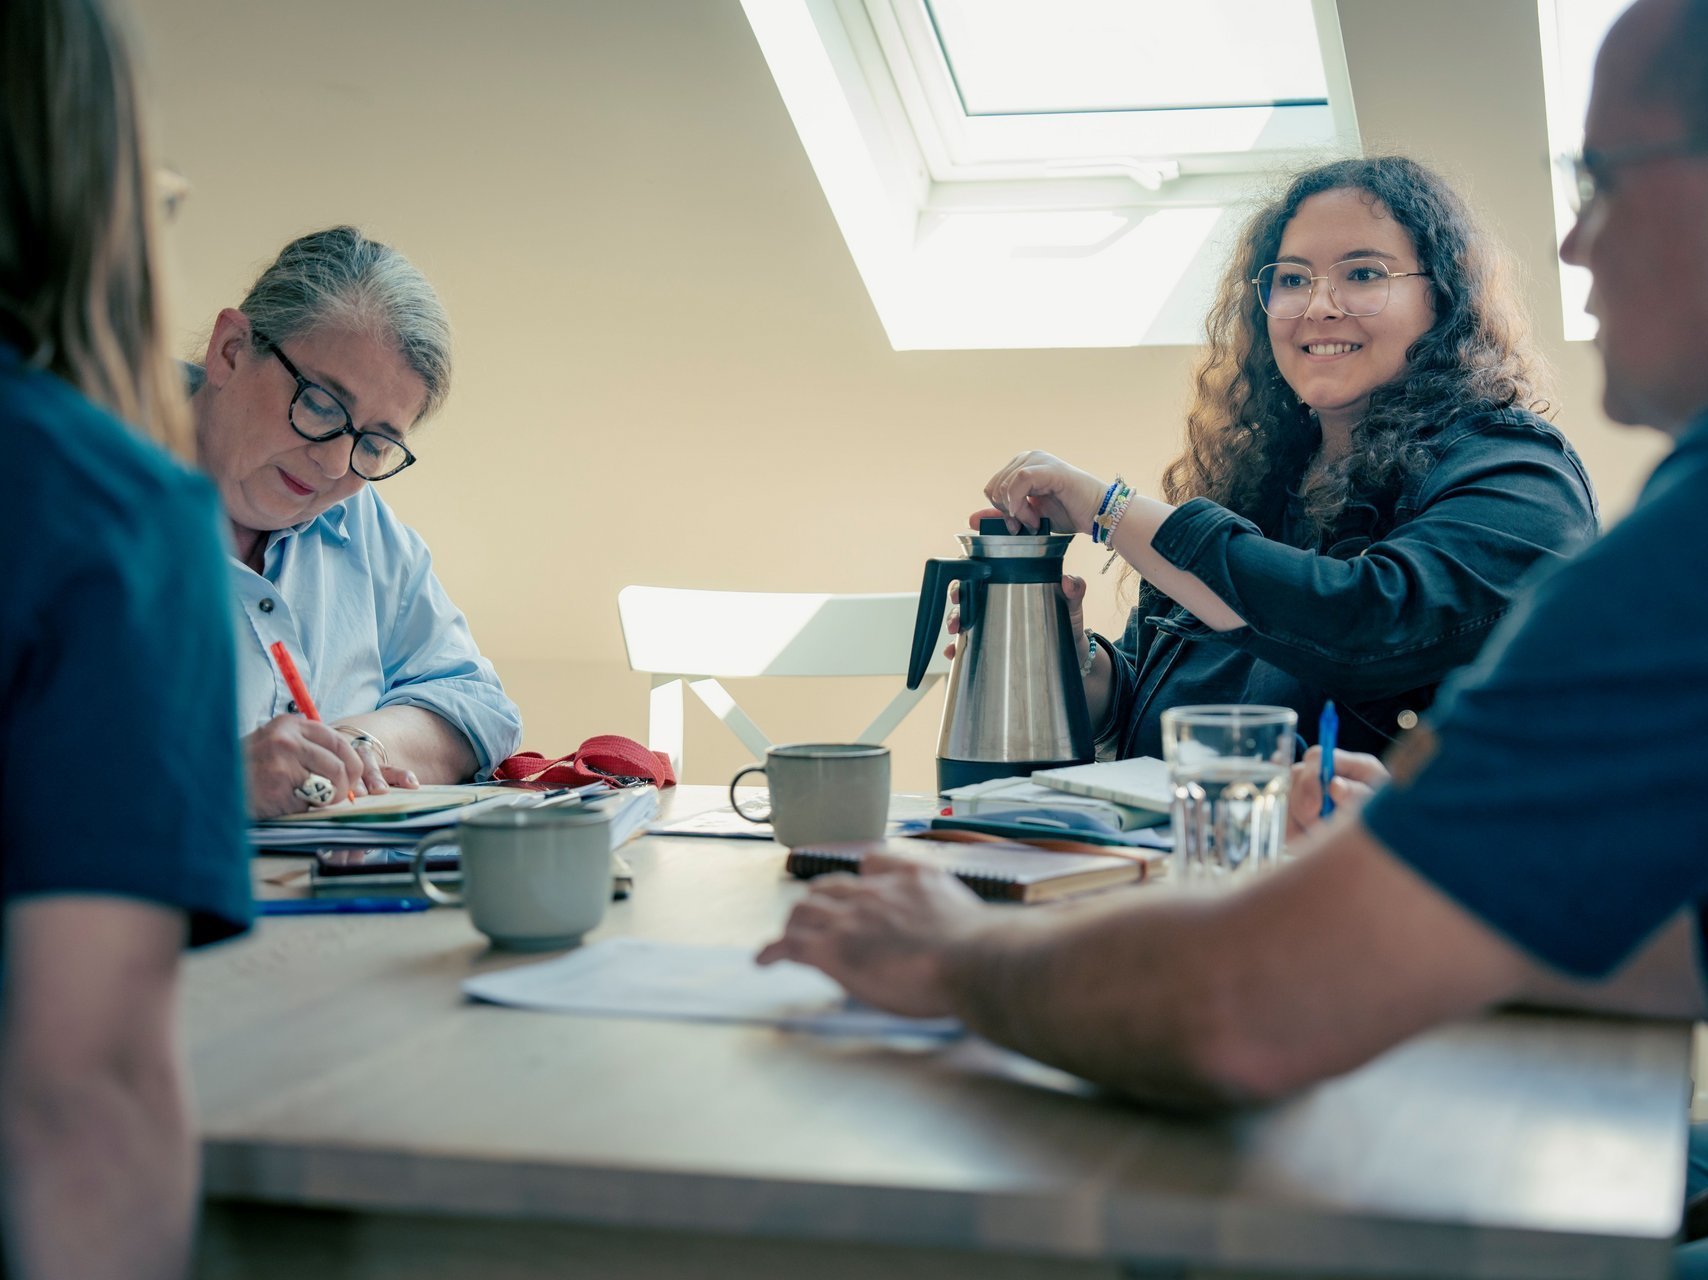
1031, 756, 1174, 812
784, 835, 1158, 904
262, 783, 519, 823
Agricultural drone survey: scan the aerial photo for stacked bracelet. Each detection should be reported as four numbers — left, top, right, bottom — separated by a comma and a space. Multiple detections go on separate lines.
1091, 478, 1134, 545
1090, 478, 1123, 543
1090, 479, 1120, 541
1093, 480, 1135, 573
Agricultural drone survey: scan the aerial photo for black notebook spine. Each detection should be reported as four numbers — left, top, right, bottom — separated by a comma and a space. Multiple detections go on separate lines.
314, 852, 458, 877
786, 851, 1022, 902
786, 851, 859, 881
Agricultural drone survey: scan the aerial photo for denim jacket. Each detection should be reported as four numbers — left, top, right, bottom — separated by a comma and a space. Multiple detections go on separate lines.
1095, 408, 1599, 759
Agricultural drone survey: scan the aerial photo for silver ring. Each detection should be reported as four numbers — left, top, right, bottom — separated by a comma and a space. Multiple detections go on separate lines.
293, 773, 336, 807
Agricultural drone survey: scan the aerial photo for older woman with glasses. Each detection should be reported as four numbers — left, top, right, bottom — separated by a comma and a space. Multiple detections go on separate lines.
190, 226, 522, 818
962, 155, 1599, 762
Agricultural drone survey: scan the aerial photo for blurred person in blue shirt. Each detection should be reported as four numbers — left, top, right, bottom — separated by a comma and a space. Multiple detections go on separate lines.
185, 227, 523, 818
0, 0, 252, 1274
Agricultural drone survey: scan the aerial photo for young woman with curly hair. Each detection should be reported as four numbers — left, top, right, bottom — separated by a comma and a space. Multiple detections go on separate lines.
972, 155, 1599, 758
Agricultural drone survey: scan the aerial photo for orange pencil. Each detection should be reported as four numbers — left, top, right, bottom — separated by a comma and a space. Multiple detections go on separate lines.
268, 640, 355, 802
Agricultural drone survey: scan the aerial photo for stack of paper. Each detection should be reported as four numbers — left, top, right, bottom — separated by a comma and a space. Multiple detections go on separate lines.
599, 785, 659, 848
943, 773, 1167, 832
249, 782, 613, 849
1031, 757, 1175, 813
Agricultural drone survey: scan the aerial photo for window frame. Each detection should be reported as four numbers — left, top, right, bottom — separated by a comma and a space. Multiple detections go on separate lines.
741, 0, 1362, 349
869, 0, 1358, 182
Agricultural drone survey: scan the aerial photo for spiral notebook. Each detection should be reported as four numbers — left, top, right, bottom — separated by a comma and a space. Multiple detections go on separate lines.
784, 836, 1154, 904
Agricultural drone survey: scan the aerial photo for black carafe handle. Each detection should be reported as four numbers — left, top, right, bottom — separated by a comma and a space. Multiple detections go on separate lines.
907, 558, 992, 689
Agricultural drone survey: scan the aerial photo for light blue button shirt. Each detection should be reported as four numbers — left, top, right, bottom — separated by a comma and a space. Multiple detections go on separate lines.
229, 486, 523, 776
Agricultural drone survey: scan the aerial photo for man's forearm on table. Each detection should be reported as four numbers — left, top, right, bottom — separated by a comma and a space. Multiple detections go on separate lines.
937, 824, 1542, 1108
941, 893, 1262, 1108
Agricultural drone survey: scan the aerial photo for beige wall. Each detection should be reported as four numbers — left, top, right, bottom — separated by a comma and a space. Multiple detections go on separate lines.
136, 0, 1664, 791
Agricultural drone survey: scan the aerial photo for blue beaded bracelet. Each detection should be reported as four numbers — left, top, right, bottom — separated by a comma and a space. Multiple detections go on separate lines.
1092, 479, 1120, 543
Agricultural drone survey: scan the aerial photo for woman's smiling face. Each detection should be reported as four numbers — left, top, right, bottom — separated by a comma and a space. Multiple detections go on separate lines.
1266, 187, 1437, 435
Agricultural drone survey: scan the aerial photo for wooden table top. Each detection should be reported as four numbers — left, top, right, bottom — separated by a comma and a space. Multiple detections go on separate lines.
184, 787, 1692, 1278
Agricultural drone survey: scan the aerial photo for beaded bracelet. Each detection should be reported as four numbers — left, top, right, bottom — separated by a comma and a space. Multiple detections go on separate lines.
1090, 479, 1121, 543
1091, 478, 1132, 545
1078, 631, 1099, 677
1094, 480, 1135, 571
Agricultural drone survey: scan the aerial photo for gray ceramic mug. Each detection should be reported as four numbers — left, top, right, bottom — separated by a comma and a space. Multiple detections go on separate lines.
412, 806, 612, 950
730, 743, 890, 847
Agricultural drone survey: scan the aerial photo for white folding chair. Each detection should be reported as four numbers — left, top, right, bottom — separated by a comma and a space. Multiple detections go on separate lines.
617, 586, 950, 776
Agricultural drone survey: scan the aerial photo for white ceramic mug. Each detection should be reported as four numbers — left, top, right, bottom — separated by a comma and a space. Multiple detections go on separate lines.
729, 743, 890, 847
412, 806, 613, 950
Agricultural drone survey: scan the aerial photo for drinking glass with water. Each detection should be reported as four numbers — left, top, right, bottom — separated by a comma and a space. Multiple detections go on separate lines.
1160, 706, 1297, 880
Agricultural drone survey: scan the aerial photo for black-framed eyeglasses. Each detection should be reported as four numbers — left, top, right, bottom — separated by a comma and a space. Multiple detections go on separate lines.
255, 332, 416, 481
1250, 258, 1431, 320
1559, 138, 1708, 213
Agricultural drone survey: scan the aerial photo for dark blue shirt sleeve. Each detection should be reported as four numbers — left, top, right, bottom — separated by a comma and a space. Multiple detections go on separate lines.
1150, 418, 1597, 699
2, 476, 252, 947
1362, 449, 1708, 978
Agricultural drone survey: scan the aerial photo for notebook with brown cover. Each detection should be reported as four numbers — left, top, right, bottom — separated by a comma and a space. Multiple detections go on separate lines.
784, 835, 1153, 904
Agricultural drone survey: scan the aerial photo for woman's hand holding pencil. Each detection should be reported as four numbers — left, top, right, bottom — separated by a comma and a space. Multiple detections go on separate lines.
243, 714, 369, 818
241, 641, 366, 819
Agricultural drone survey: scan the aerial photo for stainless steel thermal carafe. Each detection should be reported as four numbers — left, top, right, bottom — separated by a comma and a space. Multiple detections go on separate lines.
906, 519, 1094, 792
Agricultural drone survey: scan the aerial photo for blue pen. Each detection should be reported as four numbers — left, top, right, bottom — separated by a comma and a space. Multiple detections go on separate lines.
261, 897, 433, 916
1318, 700, 1339, 819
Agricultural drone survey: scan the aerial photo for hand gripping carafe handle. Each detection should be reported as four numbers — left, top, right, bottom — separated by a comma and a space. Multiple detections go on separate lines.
908, 558, 992, 689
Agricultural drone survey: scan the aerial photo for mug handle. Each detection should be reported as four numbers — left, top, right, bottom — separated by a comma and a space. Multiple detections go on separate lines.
412, 829, 465, 905
729, 764, 771, 823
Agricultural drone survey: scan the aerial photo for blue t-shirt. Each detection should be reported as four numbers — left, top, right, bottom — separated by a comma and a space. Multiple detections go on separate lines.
1363, 411, 1708, 979
0, 342, 251, 948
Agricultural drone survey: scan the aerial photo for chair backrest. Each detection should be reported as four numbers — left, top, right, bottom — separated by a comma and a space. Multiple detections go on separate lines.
617, 586, 949, 776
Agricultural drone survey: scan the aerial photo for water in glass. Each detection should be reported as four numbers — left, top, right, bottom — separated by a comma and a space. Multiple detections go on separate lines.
1161, 705, 1296, 881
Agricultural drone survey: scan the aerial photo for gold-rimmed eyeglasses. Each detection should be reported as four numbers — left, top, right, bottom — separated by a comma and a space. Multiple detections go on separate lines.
1251, 258, 1431, 321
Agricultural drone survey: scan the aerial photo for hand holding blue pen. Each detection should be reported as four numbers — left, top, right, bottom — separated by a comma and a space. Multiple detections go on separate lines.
1318, 700, 1339, 819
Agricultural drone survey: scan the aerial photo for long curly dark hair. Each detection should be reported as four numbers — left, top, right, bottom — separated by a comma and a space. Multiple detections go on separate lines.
1160, 155, 1547, 545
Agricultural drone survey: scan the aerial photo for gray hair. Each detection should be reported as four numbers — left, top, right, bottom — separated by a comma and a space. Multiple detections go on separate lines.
238, 225, 452, 423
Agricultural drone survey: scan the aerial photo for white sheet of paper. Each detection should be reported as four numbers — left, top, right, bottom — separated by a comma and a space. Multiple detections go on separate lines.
650, 792, 941, 842
462, 937, 961, 1038
648, 806, 774, 840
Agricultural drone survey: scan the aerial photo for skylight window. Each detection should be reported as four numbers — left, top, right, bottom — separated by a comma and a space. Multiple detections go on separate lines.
929, 0, 1330, 116
742, 0, 1358, 349
1538, 0, 1628, 341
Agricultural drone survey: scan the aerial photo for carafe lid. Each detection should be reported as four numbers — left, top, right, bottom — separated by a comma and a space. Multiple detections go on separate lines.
957, 517, 1078, 560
